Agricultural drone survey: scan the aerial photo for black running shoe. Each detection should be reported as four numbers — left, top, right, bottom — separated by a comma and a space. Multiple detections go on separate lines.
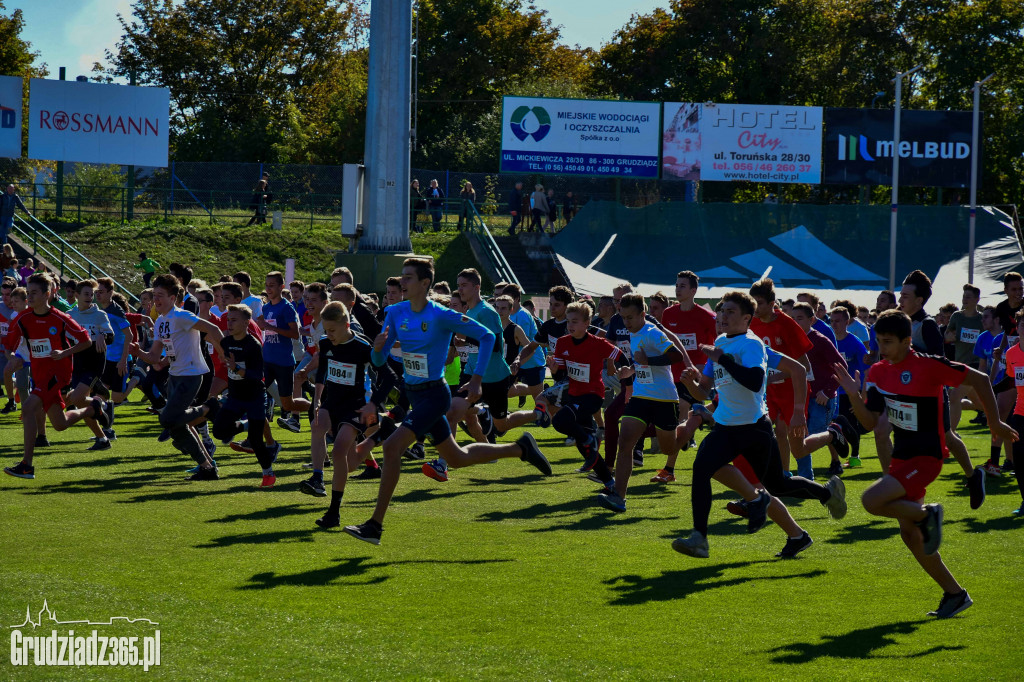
0, 400, 16, 414
917, 503, 943, 555
517, 431, 552, 475
632, 446, 644, 467
476, 404, 494, 436
827, 460, 844, 478
34, 435, 50, 448
928, 590, 973, 618
186, 466, 219, 481
87, 438, 111, 451
378, 413, 398, 441
299, 476, 327, 497
157, 428, 172, 443
315, 512, 341, 529
403, 442, 425, 460
967, 468, 986, 510
103, 427, 116, 440
90, 396, 110, 428
776, 531, 813, 558
4, 460, 34, 479
747, 489, 771, 534
344, 519, 382, 545
104, 400, 115, 427
827, 422, 849, 459
518, 395, 527, 408
353, 466, 382, 480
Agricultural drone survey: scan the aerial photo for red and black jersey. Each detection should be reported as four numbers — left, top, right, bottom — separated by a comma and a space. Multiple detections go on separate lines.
661, 303, 717, 380
553, 333, 621, 398
4, 306, 90, 378
865, 351, 967, 460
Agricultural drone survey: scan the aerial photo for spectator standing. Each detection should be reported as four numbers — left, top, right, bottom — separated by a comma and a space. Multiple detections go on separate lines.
426, 179, 445, 231
410, 179, 425, 233
135, 252, 161, 288
530, 184, 548, 232
0, 184, 29, 245
545, 188, 557, 233
563, 191, 578, 224
457, 181, 476, 232
246, 178, 271, 226
507, 181, 523, 235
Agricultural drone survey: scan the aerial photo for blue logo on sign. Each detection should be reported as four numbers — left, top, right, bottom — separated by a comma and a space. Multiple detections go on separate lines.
0, 105, 15, 129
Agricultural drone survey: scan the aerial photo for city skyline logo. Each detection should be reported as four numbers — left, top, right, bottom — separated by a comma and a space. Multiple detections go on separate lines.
10, 599, 160, 629
509, 105, 551, 142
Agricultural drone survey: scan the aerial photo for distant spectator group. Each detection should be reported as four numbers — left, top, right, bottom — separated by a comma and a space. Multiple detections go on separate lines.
507, 181, 577, 236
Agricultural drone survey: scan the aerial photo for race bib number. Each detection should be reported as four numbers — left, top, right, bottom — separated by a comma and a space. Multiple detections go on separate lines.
206, 342, 215, 356
885, 398, 919, 431
403, 352, 429, 379
566, 360, 591, 383
227, 361, 245, 381
0, 322, 7, 338
456, 345, 471, 363
680, 333, 697, 350
617, 340, 632, 359
634, 365, 653, 385
87, 324, 99, 340
327, 360, 357, 386
712, 363, 733, 387
766, 367, 786, 384
548, 338, 558, 353
1015, 366, 1024, 387
162, 337, 176, 360
29, 338, 52, 359
806, 364, 815, 382
959, 327, 980, 344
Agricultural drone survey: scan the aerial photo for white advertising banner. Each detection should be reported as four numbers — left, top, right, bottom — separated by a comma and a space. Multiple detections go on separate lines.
0, 76, 23, 159
28, 79, 170, 167
700, 103, 823, 184
500, 96, 661, 178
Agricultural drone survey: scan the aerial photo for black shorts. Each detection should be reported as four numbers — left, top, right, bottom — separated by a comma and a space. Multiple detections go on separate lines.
264, 362, 294, 392
456, 375, 512, 419
70, 366, 103, 390
192, 371, 213, 406
100, 360, 127, 393
675, 381, 704, 406
324, 400, 369, 436
517, 365, 545, 387
623, 397, 680, 432
71, 352, 105, 389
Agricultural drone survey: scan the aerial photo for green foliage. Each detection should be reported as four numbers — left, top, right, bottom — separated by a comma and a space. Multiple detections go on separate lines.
0, 2, 47, 179
106, 0, 369, 164
63, 165, 127, 207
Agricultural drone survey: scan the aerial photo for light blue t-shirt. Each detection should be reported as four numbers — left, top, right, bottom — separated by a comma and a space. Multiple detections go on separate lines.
261, 299, 298, 366
373, 300, 495, 384
629, 321, 676, 402
511, 307, 544, 369
103, 303, 132, 362
701, 331, 767, 426
464, 299, 510, 383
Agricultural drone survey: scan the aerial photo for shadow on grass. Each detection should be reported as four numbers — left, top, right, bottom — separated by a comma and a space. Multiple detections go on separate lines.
207, 502, 321, 524
947, 514, 1024, 534
823, 518, 901, 545
764, 619, 964, 663
604, 560, 826, 605
476, 497, 674, 533
196, 528, 319, 548
238, 557, 514, 590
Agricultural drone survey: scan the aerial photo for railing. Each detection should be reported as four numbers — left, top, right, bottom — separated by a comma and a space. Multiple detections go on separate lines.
10, 213, 140, 305
464, 202, 522, 290
14, 181, 344, 229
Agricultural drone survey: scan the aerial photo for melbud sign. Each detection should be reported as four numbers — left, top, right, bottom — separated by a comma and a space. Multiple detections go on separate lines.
28, 79, 170, 167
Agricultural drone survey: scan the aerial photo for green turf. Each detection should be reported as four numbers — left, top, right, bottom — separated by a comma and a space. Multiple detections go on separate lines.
2, 398, 1022, 680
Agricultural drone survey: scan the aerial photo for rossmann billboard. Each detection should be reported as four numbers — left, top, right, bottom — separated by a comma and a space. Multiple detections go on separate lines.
28, 79, 170, 167
823, 108, 975, 187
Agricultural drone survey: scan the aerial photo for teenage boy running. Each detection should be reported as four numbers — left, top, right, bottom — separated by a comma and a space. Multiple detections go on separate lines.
834, 309, 1017, 618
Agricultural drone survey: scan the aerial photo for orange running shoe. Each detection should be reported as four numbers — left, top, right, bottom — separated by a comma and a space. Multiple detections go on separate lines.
650, 469, 675, 483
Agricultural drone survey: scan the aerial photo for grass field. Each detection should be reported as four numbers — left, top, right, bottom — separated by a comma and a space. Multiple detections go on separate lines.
2, 395, 1023, 680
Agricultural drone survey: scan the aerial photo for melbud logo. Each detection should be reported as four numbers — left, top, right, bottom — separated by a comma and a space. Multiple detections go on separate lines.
0, 104, 15, 129
836, 133, 969, 161
509, 106, 551, 142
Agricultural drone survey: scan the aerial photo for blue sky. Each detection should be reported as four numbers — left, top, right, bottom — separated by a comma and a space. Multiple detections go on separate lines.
11, 0, 668, 81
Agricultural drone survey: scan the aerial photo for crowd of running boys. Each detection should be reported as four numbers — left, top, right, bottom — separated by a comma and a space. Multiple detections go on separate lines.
3, 258, 1022, 620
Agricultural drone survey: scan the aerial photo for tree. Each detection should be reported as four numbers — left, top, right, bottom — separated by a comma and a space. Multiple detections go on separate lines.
0, 1, 48, 181
412, 0, 593, 171
106, 0, 369, 163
